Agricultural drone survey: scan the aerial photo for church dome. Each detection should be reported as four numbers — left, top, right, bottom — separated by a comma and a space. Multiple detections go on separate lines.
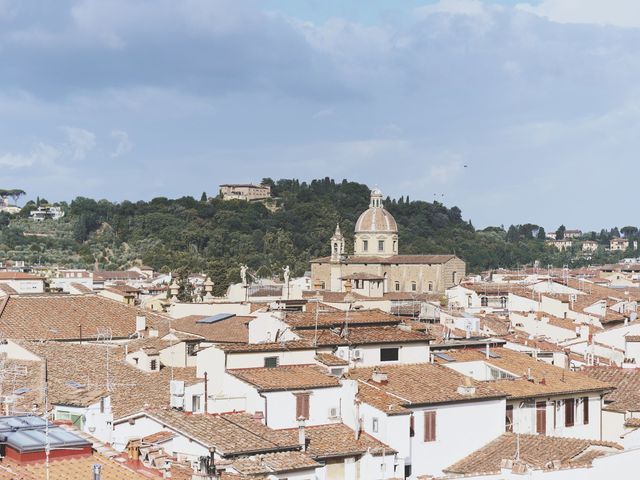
355, 188, 397, 234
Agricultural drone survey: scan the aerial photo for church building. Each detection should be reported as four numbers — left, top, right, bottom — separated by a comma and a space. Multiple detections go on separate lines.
310, 188, 465, 295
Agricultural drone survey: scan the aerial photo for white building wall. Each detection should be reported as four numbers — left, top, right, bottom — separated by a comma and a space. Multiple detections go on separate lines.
262, 387, 343, 429
408, 399, 505, 477
248, 313, 298, 344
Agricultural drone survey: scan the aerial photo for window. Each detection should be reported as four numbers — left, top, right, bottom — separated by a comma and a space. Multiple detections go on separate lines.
100, 397, 105, 414
424, 411, 436, 442
583, 397, 589, 425
481, 297, 488, 307
565, 398, 575, 427
428, 282, 433, 292
452, 271, 457, 284
409, 414, 415, 437
378, 240, 384, 252
333, 243, 338, 253
372, 417, 379, 433
186, 342, 198, 356
411, 282, 417, 292
536, 401, 546, 435
295, 393, 310, 420
505, 405, 513, 432
192, 395, 201, 413
380, 347, 399, 362
264, 356, 279, 368
500, 296, 507, 308
363, 240, 369, 252
150, 359, 157, 371
395, 281, 400, 291
393, 240, 397, 252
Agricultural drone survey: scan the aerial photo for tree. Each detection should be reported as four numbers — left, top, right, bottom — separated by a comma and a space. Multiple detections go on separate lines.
556, 225, 566, 240
621, 226, 638, 238
200, 192, 208, 202
537, 227, 546, 240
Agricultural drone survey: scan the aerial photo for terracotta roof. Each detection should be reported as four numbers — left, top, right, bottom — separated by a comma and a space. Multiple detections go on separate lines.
311, 255, 458, 265
314, 353, 348, 367
0, 295, 173, 340
441, 348, 611, 400
625, 336, 640, 342
216, 341, 314, 353
70, 282, 93, 294
625, 417, 640, 428
231, 450, 320, 475
581, 367, 640, 412
21, 342, 199, 418
295, 326, 432, 347
444, 433, 622, 475
170, 315, 251, 343
284, 309, 400, 329
0, 284, 19, 295
137, 409, 297, 456
0, 272, 43, 280
143, 430, 175, 445
0, 454, 149, 479
228, 365, 340, 392
278, 423, 396, 459
348, 363, 505, 410
301, 291, 373, 303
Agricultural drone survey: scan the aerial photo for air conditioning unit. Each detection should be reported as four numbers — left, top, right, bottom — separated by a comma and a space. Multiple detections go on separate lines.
170, 380, 185, 395
337, 350, 345, 359
352, 349, 362, 360
328, 407, 339, 419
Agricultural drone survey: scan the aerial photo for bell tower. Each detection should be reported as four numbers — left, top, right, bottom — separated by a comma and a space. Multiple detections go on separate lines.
330, 223, 345, 262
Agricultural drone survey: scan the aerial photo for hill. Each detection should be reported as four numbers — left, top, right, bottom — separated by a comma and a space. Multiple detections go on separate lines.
0, 178, 632, 293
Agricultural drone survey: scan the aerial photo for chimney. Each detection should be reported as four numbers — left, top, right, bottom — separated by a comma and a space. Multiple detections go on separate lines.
344, 279, 353, 293
457, 376, 476, 395
371, 368, 388, 385
93, 464, 102, 480
297, 417, 306, 451
136, 315, 146, 332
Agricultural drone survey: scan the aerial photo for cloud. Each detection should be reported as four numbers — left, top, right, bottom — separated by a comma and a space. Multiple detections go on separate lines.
414, 0, 487, 18
516, 0, 640, 28
429, 157, 464, 184
111, 129, 133, 157
0, 143, 60, 169
62, 126, 96, 160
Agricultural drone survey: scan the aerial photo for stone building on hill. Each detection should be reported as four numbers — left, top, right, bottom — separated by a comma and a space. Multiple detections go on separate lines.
311, 188, 465, 295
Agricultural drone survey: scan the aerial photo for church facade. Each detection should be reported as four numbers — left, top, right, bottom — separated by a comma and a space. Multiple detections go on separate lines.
310, 188, 465, 295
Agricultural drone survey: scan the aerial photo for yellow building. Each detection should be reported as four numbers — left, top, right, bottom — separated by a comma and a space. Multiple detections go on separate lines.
310, 188, 465, 295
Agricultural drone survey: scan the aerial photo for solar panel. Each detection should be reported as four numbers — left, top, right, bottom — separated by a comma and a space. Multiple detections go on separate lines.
13, 388, 31, 395
434, 353, 455, 362
488, 351, 501, 358
196, 313, 235, 324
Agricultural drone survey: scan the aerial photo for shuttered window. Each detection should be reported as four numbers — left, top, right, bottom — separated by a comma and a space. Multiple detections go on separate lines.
583, 397, 589, 425
295, 393, 310, 420
424, 411, 436, 442
565, 398, 575, 427
505, 405, 513, 432
536, 402, 546, 435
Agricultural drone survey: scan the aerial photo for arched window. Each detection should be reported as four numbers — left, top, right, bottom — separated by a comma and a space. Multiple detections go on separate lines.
428, 282, 433, 292
452, 271, 458, 284
333, 243, 338, 253
500, 296, 507, 308
363, 240, 369, 252
395, 281, 400, 291
481, 296, 488, 307
411, 282, 417, 292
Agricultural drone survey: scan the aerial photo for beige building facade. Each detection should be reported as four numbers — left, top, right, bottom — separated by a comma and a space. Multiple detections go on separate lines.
311, 188, 465, 295
219, 183, 271, 201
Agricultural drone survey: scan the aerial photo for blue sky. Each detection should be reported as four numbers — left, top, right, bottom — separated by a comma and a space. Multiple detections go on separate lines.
1, 0, 639, 230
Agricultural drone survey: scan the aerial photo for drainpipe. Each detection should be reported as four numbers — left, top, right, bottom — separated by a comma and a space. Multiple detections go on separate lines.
258, 392, 268, 426
600, 394, 604, 441
204, 371, 208, 414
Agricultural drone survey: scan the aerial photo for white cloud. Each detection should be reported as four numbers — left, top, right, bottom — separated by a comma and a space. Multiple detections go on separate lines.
414, 0, 486, 18
0, 143, 60, 169
429, 156, 464, 184
111, 129, 133, 157
62, 126, 96, 160
517, 0, 640, 28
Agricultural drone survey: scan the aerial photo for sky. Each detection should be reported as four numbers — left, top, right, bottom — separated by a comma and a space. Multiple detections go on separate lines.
1, 0, 640, 231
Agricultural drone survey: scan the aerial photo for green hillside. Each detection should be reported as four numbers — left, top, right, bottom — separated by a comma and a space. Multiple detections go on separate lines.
0, 178, 632, 294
